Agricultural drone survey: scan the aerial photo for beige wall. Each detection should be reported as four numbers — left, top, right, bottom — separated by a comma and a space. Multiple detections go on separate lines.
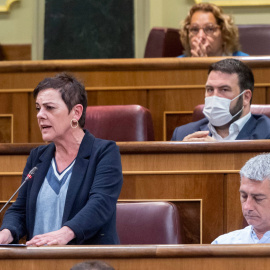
0, 0, 34, 44
135, 0, 270, 57
149, 0, 270, 28
0, 0, 270, 59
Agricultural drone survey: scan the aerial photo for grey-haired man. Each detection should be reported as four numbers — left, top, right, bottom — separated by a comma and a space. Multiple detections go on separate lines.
212, 153, 270, 244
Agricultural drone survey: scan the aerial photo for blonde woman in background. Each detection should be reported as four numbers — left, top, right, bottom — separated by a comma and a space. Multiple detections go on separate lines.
178, 3, 248, 57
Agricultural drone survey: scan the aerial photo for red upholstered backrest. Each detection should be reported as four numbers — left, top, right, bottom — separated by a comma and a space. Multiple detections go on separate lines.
249, 104, 270, 118
144, 27, 184, 58
144, 25, 270, 58
116, 202, 183, 244
192, 104, 205, 122
192, 104, 270, 122
84, 105, 155, 141
238, 24, 270, 55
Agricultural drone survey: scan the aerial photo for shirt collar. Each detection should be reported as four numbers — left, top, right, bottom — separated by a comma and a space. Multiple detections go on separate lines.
208, 112, 251, 141
251, 225, 270, 242
231, 112, 252, 131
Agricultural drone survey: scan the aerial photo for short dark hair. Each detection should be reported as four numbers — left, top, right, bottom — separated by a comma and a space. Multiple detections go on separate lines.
70, 260, 115, 270
33, 73, 87, 128
208, 59, 254, 97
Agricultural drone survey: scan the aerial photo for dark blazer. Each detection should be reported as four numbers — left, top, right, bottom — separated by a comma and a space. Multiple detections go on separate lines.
1, 130, 123, 245
171, 114, 270, 141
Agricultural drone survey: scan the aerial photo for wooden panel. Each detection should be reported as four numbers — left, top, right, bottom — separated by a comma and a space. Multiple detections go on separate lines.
0, 57, 269, 141
2, 245, 270, 270
121, 173, 223, 244
266, 86, 270, 103
0, 114, 13, 143
0, 156, 28, 171
92, 90, 147, 106
164, 111, 193, 140
149, 88, 205, 141
176, 200, 201, 244
29, 96, 42, 142
0, 201, 12, 224
0, 44, 31, 61
0, 175, 21, 200
253, 86, 267, 104
110, 199, 200, 244
0, 92, 29, 143
0, 199, 201, 244
119, 140, 270, 242
225, 174, 243, 233
0, 141, 268, 244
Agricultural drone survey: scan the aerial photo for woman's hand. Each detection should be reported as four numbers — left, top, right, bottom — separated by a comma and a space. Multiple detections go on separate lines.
190, 38, 209, 57
0, 229, 13, 244
26, 226, 75, 246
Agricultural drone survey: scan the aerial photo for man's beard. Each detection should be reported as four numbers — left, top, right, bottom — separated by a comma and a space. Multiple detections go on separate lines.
229, 93, 244, 123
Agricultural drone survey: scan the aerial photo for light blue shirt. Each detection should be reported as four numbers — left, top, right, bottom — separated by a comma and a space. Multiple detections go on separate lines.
178, 51, 249, 58
33, 158, 75, 236
212, 225, 270, 244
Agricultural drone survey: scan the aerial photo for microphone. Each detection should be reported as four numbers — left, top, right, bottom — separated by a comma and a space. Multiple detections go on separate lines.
0, 167, 38, 214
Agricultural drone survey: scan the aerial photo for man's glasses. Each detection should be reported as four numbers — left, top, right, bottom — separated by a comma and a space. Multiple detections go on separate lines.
188, 24, 220, 36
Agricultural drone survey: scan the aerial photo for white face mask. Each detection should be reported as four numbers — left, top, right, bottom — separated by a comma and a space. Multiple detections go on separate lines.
203, 91, 245, 127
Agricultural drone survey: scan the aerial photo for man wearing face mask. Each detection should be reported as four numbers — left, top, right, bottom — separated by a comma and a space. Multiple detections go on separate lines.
171, 58, 270, 141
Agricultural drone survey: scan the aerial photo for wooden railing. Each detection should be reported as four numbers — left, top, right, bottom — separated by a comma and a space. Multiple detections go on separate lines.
0, 140, 270, 244
0, 56, 270, 142
1, 244, 270, 270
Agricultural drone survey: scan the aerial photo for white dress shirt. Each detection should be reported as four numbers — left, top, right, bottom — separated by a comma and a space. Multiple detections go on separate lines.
208, 112, 251, 141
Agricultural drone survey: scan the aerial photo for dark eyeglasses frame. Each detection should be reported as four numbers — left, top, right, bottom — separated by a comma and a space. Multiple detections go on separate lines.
188, 24, 220, 36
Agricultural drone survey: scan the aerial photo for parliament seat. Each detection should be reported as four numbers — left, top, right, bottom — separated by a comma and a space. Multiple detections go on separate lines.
116, 202, 183, 244
192, 104, 270, 122
84, 105, 155, 141
144, 25, 270, 57
144, 27, 184, 57
238, 25, 270, 56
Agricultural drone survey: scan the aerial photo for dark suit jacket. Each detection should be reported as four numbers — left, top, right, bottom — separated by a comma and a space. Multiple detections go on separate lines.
171, 114, 270, 141
0, 130, 123, 245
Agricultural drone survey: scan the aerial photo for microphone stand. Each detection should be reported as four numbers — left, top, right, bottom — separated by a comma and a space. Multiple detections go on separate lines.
0, 167, 38, 214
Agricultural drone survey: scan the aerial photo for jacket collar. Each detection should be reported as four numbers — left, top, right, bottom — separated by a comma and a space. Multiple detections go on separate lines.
199, 115, 256, 139
236, 114, 256, 139
29, 130, 95, 232
62, 130, 95, 223
199, 118, 211, 135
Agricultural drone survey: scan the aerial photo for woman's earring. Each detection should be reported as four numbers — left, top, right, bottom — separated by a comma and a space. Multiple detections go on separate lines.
70, 119, 78, 129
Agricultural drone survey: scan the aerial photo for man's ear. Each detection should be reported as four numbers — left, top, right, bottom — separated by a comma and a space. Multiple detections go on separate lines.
72, 104, 83, 121
243, 90, 252, 106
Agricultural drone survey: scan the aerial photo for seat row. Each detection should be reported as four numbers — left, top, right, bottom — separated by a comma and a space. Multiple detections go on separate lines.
85, 104, 270, 141
144, 25, 270, 57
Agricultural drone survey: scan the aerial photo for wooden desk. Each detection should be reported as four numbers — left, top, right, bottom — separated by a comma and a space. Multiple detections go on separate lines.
1, 245, 270, 270
0, 141, 270, 244
0, 57, 270, 142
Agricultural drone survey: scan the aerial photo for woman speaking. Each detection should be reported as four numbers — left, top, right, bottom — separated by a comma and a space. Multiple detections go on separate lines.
0, 73, 123, 246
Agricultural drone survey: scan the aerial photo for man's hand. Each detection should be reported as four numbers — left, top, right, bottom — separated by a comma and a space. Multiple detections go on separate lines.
183, 131, 216, 142
26, 226, 75, 246
0, 229, 13, 244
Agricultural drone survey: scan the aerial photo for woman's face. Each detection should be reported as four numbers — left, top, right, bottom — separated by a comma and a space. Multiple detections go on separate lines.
188, 11, 223, 56
35, 88, 73, 142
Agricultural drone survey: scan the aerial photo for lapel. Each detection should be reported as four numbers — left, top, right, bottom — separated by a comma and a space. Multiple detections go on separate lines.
62, 130, 95, 223
199, 119, 212, 136
29, 143, 55, 235
236, 115, 256, 140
